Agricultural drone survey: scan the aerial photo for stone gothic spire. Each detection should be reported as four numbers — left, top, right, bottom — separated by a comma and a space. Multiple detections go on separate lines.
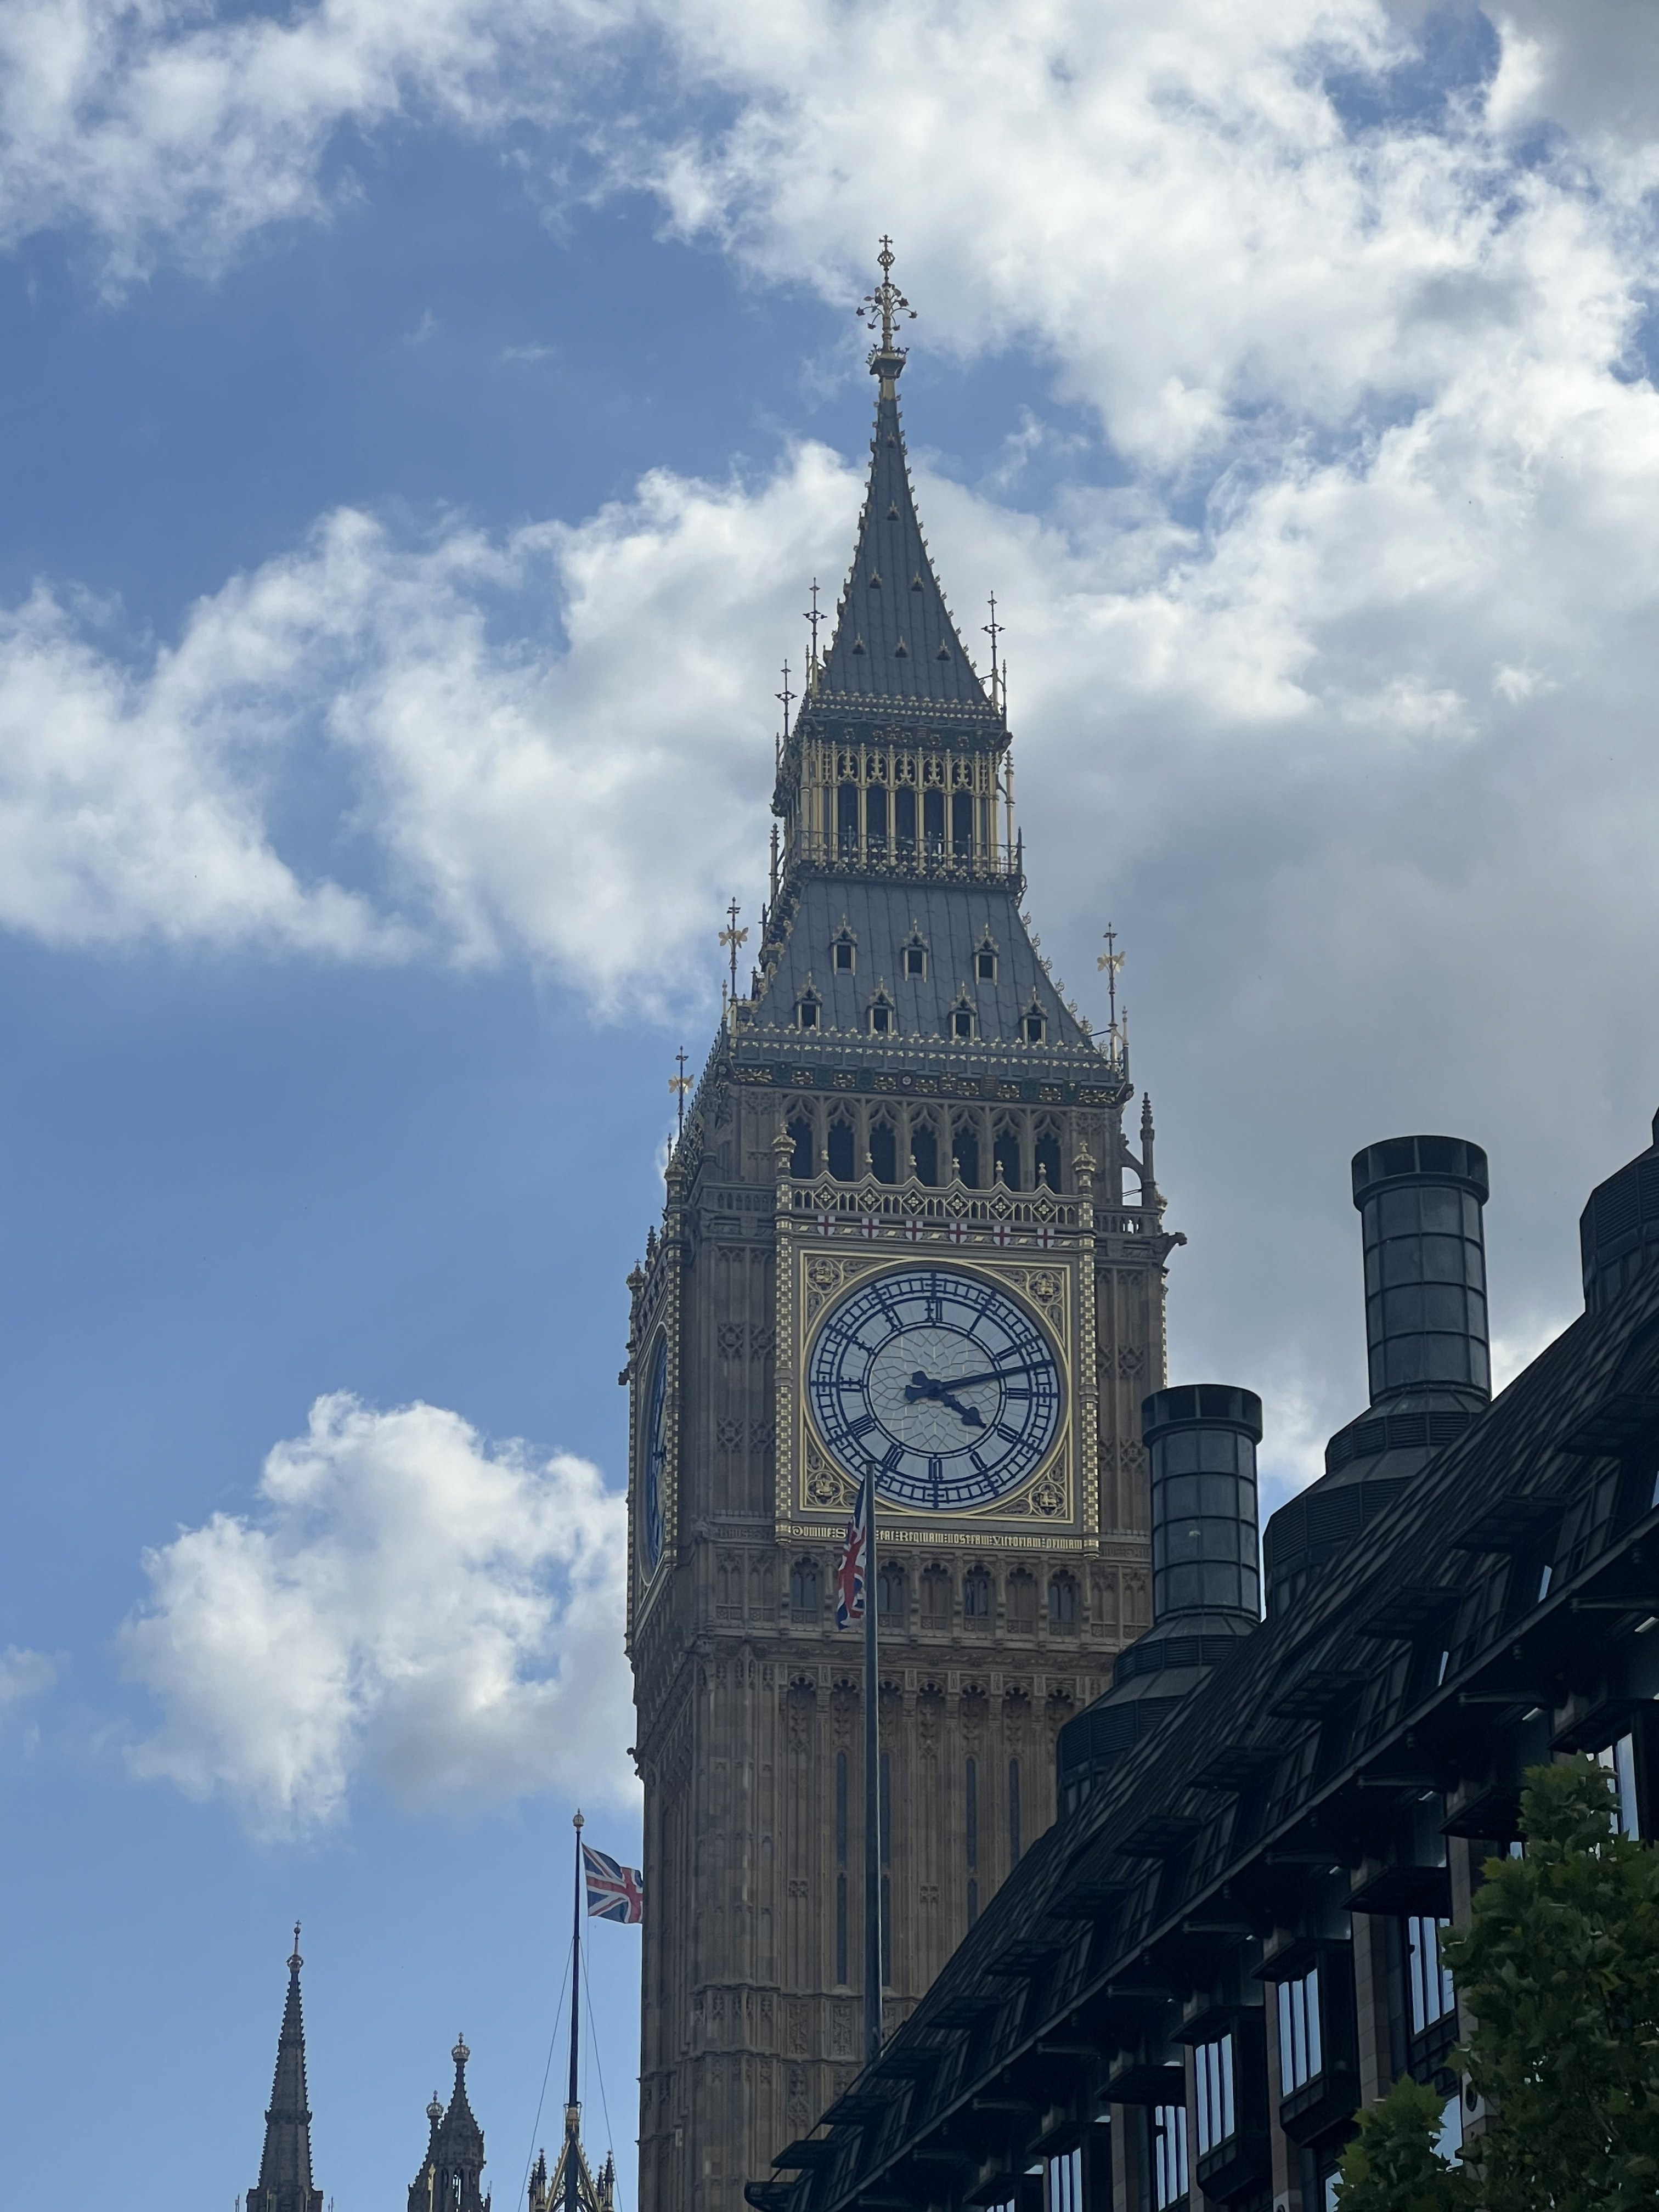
247, 1927, 324, 2212
408, 2035, 490, 2212
813, 240, 998, 718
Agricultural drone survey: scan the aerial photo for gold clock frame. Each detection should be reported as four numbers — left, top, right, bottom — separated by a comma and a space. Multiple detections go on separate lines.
775, 1228, 1099, 1549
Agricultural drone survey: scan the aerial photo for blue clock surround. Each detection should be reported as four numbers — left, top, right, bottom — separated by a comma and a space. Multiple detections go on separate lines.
806, 1265, 1064, 1512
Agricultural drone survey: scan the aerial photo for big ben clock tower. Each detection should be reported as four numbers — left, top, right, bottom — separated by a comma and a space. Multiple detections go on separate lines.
625, 247, 1180, 2212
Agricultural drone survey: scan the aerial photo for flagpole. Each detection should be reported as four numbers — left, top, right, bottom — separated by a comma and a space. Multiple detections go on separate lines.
567, 1809, 584, 2212
862, 1460, 882, 2066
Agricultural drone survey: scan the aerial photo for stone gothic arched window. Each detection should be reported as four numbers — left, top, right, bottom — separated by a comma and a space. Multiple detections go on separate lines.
788, 1114, 815, 1178
992, 1117, 1022, 1190
1048, 1573, 1077, 1630
951, 1118, 981, 1187
909, 1117, 939, 1186
790, 1558, 821, 1616
963, 1566, 992, 1618
827, 1113, 856, 1182
868, 1114, 898, 1184
1034, 1121, 1062, 1190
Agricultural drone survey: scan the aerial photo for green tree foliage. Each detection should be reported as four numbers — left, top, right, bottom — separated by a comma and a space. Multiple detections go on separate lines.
1334, 2074, 1469, 2212
1444, 1755, 1659, 2212
1337, 1759, 1659, 2210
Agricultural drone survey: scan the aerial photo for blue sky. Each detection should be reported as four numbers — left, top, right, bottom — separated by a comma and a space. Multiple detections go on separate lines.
5, 3, 1659, 2206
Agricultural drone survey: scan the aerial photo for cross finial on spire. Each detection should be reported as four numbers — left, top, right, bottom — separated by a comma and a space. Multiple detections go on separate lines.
669, 1047, 690, 1142
719, 899, 748, 1012
982, 591, 1001, 673
289, 1922, 302, 1974
1097, 924, 1125, 1057
776, 659, 793, 737
858, 236, 916, 370
803, 579, 821, 672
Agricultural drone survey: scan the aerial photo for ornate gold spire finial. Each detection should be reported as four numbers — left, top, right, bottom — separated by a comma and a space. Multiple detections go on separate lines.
858, 235, 916, 370
719, 898, 748, 1005
289, 1922, 302, 1974
1098, 925, 1124, 1024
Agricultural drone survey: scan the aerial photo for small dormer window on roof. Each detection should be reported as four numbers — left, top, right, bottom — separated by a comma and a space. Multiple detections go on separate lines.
868, 989, 896, 1037
949, 990, 978, 1041
902, 923, 928, 980
1022, 995, 1046, 1045
832, 926, 857, 974
974, 929, 999, 984
796, 978, 822, 1031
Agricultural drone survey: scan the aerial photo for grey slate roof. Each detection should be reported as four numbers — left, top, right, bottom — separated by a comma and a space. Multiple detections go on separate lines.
747, 876, 1089, 1057
818, 365, 997, 717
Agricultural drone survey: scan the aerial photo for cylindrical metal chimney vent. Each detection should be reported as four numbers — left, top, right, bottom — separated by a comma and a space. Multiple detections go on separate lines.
1351, 1135, 1490, 1407
1142, 1384, 1263, 1623
1579, 1109, 1659, 1315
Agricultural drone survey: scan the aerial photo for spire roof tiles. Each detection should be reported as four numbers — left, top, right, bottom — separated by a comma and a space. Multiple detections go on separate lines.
817, 366, 994, 714
812, 244, 999, 723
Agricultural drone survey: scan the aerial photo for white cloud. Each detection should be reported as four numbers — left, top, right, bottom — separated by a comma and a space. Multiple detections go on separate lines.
1480, 3, 1659, 146
0, 459, 853, 985
0, 574, 399, 956
0, 0, 616, 286
2, 0, 1652, 353
7, 0, 1659, 1459
120, 1392, 633, 1836
0, 1646, 57, 1710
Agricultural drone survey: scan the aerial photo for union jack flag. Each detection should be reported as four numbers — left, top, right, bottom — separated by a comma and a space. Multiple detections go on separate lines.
834, 1471, 870, 1628
583, 1843, 645, 1923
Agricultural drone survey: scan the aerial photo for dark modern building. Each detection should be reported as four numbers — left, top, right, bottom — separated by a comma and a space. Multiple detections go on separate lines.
751, 1111, 1659, 2212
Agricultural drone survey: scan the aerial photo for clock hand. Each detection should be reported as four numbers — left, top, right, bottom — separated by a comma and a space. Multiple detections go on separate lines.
904, 1360, 1046, 1403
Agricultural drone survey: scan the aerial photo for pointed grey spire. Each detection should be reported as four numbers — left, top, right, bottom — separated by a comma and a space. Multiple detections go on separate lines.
817, 244, 998, 714
247, 1927, 324, 2212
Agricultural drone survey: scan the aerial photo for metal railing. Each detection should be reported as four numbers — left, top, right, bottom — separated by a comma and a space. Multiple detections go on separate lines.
781, 830, 1023, 885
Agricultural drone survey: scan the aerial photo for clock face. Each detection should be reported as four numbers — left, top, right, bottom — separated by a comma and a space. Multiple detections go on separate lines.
806, 1267, 1064, 1510
640, 1333, 668, 1573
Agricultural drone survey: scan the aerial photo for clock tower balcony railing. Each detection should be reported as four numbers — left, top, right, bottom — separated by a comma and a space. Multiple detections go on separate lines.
781, 828, 1024, 887
778, 1169, 1161, 1240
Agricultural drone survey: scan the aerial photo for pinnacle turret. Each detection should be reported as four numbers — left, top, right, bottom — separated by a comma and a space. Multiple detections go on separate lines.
246, 1926, 324, 2212
408, 2034, 490, 2212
